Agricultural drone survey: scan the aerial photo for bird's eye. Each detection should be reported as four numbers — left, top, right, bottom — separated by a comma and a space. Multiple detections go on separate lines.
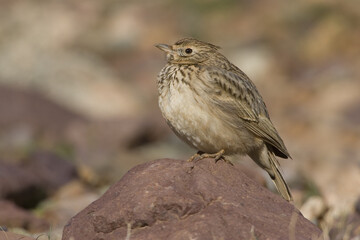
185, 48, 193, 54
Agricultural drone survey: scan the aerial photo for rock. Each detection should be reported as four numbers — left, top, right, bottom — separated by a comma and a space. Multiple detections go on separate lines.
0, 200, 49, 233
62, 158, 322, 240
0, 161, 43, 209
0, 231, 35, 240
24, 151, 77, 195
0, 151, 77, 209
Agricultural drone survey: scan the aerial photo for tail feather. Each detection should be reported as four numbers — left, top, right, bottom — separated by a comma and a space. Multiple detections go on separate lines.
268, 152, 293, 201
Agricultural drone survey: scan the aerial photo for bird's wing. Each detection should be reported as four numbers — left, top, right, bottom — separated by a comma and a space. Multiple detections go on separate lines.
203, 66, 291, 158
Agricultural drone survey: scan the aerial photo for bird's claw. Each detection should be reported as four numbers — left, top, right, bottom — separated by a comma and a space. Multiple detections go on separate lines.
187, 149, 232, 165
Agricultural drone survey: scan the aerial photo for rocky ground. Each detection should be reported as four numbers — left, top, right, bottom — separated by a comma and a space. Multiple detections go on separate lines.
0, 0, 359, 239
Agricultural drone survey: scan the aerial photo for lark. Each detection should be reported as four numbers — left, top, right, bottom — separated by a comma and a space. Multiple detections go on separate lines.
155, 38, 292, 201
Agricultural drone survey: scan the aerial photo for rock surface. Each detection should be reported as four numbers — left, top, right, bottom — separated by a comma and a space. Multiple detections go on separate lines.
0, 200, 49, 232
62, 158, 322, 240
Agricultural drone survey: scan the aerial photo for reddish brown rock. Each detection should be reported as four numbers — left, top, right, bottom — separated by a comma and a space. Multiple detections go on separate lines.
62, 158, 322, 240
0, 151, 77, 209
24, 151, 77, 195
0, 231, 35, 240
0, 200, 49, 233
0, 162, 39, 204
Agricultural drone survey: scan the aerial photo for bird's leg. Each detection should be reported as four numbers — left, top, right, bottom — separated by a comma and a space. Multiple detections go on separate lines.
187, 151, 204, 162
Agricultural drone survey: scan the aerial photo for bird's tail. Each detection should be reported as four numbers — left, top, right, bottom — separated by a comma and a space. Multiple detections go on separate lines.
268, 152, 293, 201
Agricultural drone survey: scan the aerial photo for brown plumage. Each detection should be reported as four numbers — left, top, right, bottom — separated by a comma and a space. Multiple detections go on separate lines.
156, 38, 292, 201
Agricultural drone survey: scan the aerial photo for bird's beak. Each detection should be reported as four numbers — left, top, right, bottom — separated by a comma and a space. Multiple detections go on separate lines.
155, 44, 173, 53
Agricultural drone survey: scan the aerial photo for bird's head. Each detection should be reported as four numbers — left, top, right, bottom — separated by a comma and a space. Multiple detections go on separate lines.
155, 38, 221, 65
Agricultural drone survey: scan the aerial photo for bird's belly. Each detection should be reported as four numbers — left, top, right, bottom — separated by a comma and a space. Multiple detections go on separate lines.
159, 84, 258, 154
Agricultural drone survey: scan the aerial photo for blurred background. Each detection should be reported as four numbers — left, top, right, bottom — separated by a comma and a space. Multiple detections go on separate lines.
0, 0, 359, 239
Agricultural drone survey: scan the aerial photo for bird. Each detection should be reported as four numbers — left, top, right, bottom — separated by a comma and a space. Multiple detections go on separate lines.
155, 38, 292, 201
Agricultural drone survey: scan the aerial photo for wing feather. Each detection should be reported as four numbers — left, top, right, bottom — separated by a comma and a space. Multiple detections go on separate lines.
204, 66, 291, 158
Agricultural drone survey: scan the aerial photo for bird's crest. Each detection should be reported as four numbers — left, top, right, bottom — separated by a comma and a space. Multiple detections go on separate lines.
174, 38, 221, 51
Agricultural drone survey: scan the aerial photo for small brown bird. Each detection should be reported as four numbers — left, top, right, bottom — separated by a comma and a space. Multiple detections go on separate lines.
155, 38, 292, 201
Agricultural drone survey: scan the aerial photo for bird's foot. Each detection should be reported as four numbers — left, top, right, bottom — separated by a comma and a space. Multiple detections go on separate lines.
187, 151, 204, 162
187, 149, 233, 165
201, 149, 225, 162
